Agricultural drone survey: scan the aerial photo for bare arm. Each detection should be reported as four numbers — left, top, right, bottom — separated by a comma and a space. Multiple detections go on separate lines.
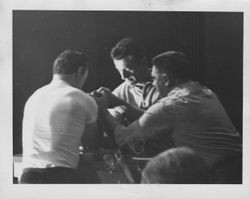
98, 97, 174, 148
115, 101, 144, 122
98, 107, 143, 147
97, 87, 144, 122
98, 107, 121, 141
81, 121, 103, 150
91, 89, 164, 148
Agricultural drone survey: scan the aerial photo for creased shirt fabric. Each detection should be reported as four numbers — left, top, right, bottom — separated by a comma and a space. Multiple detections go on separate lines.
22, 78, 97, 169
115, 81, 242, 167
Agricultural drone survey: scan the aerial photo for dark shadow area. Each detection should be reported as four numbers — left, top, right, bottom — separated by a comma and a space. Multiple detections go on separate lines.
13, 11, 243, 154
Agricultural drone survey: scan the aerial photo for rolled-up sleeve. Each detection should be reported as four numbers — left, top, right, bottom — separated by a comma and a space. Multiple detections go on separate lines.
114, 100, 176, 146
138, 100, 176, 137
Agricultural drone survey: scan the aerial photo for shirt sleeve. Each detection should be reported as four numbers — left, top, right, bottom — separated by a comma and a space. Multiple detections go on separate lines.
141, 82, 160, 109
114, 100, 177, 146
138, 100, 177, 138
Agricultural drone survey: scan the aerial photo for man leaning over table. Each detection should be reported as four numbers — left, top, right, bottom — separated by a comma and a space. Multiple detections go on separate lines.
94, 51, 242, 183
108, 37, 159, 124
96, 37, 175, 155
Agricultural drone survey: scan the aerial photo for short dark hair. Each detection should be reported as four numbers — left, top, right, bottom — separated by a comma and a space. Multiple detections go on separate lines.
110, 37, 145, 63
142, 147, 209, 184
53, 50, 88, 74
152, 51, 191, 80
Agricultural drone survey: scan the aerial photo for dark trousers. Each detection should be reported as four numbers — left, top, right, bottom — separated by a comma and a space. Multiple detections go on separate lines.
20, 167, 83, 184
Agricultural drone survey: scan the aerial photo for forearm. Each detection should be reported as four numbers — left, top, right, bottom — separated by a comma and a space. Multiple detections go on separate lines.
93, 87, 144, 121
98, 107, 121, 140
119, 101, 144, 122
99, 107, 148, 148
108, 108, 128, 125
81, 121, 103, 150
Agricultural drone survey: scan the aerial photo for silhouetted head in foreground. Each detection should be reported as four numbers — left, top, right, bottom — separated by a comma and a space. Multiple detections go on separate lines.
141, 147, 209, 184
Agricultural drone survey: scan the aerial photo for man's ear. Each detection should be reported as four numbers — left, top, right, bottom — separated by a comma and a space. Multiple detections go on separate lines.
77, 66, 88, 83
77, 66, 84, 76
162, 74, 170, 87
164, 72, 175, 87
77, 66, 87, 77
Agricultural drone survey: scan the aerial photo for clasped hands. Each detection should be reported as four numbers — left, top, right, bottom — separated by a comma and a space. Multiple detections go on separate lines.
90, 87, 129, 146
90, 88, 142, 150
90, 87, 124, 109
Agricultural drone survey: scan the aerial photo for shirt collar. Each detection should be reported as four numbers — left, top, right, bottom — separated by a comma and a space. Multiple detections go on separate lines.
167, 81, 199, 97
132, 83, 145, 90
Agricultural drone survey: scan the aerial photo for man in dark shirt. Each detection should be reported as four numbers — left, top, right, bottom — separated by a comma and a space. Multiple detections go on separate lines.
94, 51, 242, 183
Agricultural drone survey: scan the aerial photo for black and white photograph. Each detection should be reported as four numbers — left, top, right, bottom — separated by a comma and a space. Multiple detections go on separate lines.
1, 0, 250, 198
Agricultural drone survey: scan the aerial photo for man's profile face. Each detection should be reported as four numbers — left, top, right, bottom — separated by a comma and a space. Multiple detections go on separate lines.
113, 55, 143, 85
151, 65, 169, 97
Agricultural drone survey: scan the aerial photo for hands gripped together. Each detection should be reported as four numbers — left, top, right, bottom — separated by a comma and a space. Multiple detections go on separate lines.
90, 87, 124, 109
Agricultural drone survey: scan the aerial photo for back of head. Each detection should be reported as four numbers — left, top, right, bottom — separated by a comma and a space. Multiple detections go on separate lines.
110, 37, 146, 63
142, 147, 209, 184
53, 49, 88, 75
152, 51, 192, 80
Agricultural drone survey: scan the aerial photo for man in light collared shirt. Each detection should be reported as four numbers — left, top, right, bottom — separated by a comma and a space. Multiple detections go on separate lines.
95, 51, 242, 183
109, 37, 160, 124
97, 37, 174, 154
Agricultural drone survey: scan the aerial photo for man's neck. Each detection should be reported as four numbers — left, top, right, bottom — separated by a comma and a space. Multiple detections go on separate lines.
174, 79, 191, 87
162, 79, 191, 97
52, 74, 78, 88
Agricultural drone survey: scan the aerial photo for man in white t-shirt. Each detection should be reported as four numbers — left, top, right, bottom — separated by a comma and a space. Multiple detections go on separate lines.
20, 50, 99, 183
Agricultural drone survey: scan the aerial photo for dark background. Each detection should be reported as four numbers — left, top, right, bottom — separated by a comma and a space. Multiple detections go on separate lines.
13, 11, 243, 154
